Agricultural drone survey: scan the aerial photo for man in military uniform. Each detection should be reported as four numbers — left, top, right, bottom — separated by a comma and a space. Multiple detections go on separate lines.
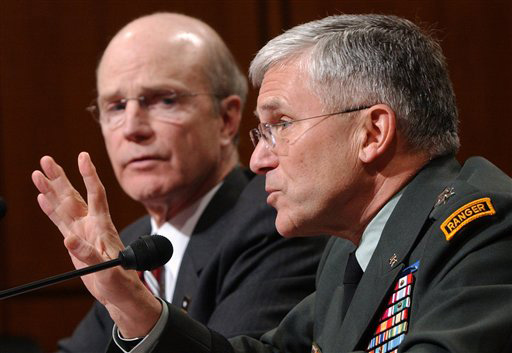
33, 14, 512, 353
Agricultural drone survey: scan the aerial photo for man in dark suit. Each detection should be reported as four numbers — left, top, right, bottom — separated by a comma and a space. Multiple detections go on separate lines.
33, 14, 512, 353
48, 12, 326, 353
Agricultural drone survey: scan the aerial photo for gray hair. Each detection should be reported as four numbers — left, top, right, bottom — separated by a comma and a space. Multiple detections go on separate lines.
202, 38, 248, 146
250, 14, 459, 157
203, 37, 248, 112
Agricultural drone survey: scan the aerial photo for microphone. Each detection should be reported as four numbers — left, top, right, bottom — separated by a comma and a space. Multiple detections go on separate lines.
0, 197, 6, 220
0, 235, 173, 300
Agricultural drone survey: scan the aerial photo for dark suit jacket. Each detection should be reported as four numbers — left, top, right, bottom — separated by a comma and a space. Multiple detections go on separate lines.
144, 156, 512, 353
58, 167, 327, 353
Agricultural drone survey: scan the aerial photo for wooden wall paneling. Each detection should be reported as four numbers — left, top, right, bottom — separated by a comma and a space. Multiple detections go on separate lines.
0, 1, 264, 351
4, 293, 95, 351
0, 1, 107, 350
0, 0, 510, 351
283, 0, 512, 175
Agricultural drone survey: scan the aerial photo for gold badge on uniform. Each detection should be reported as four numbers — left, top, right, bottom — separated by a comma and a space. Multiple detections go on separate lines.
440, 197, 495, 241
435, 187, 455, 207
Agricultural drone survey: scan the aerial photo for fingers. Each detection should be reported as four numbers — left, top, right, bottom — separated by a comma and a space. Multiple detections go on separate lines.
32, 154, 123, 257
31, 156, 68, 195
78, 152, 110, 217
32, 156, 87, 234
40, 155, 64, 180
35, 191, 62, 231
77, 153, 125, 256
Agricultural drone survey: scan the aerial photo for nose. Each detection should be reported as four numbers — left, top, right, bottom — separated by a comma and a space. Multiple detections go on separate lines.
122, 100, 154, 142
250, 140, 279, 175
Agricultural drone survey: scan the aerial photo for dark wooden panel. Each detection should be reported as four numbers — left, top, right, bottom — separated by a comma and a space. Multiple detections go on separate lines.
0, 1, 263, 351
284, 0, 512, 175
0, 1, 510, 352
1, 292, 94, 352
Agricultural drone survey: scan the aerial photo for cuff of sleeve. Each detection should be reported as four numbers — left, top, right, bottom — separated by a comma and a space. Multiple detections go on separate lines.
112, 297, 169, 353
159, 304, 212, 353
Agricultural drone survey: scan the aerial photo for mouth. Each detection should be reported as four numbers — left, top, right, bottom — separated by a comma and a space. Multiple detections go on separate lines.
265, 187, 278, 194
125, 155, 166, 169
265, 187, 280, 206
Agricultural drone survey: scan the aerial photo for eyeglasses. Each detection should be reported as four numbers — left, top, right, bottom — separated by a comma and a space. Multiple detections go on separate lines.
86, 91, 217, 129
249, 105, 372, 154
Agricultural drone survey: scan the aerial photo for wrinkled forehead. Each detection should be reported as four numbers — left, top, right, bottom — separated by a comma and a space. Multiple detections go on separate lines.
256, 60, 325, 121
97, 28, 210, 96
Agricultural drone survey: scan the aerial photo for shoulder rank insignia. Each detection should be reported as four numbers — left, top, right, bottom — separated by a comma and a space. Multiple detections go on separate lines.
440, 197, 495, 241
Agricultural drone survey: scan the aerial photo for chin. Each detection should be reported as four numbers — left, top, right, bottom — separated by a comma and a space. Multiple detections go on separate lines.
275, 214, 301, 238
276, 210, 325, 238
122, 181, 167, 203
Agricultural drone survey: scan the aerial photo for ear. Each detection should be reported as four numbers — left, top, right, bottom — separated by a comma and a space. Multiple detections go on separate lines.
218, 95, 242, 146
358, 104, 396, 163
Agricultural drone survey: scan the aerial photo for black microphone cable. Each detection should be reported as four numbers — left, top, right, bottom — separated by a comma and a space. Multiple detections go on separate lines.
0, 235, 173, 300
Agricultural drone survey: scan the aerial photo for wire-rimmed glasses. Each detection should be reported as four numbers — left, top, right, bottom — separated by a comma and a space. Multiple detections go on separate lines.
86, 90, 217, 129
249, 105, 372, 155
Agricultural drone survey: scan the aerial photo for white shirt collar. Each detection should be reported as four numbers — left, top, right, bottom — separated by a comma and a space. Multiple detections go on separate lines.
148, 182, 223, 301
355, 189, 404, 271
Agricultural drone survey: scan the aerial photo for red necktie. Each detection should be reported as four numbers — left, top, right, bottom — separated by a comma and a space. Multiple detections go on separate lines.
139, 266, 165, 297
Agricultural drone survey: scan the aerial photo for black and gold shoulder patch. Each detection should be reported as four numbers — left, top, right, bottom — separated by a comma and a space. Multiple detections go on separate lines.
440, 197, 495, 241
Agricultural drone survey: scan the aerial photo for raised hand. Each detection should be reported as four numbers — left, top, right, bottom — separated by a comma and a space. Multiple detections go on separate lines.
32, 152, 161, 337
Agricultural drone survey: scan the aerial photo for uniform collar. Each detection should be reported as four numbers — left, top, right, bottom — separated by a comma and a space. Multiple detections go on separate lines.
356, 189, 404, 271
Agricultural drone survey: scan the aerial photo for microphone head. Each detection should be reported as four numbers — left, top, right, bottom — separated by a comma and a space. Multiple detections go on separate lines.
119, 235, 173, 271
0, 197, 6, 220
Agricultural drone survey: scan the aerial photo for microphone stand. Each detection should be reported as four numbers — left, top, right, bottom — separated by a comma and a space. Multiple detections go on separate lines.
0, 257, 122, 300
0, 234, 173, 300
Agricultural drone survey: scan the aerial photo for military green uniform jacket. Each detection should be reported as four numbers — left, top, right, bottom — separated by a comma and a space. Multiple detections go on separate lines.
111, 156, 512, 353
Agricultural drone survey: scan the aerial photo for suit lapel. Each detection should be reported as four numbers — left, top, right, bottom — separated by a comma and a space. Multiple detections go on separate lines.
120, 216, 152, 246
336, 157, 460, 351
172, 167, 250, 307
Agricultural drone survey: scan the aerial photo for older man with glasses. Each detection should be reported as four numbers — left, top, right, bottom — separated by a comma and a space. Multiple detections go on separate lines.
33, 13, 512, 353
36, 12, 327, 353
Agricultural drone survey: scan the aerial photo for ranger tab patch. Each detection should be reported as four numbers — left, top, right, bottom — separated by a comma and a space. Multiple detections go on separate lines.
440, 197, 495, 241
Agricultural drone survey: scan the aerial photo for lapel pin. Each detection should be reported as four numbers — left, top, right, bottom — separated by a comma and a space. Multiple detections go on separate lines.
435, 187, 455, 208
389, 254, 398, 267
181, 296, 191, 312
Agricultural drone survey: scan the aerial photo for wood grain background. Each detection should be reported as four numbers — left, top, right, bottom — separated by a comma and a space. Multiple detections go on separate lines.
0, 1, 510, 351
